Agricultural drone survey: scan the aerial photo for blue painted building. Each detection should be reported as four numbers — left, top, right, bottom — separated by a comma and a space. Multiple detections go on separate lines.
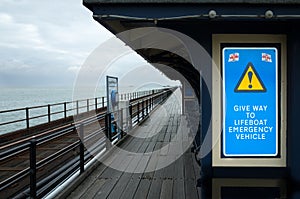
83, 1, 300, 197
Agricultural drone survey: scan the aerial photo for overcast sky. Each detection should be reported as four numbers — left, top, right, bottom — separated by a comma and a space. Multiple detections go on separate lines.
0, 0, 177, 88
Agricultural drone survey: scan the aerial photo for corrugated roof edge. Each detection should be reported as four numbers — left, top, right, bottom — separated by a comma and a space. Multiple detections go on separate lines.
83, 0, 300, 4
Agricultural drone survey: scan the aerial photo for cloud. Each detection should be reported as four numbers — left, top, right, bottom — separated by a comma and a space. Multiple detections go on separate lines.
0, 13, 44, 49
0, 0, 177, 88
67, 66, 81, 74
0, 0, 111, 87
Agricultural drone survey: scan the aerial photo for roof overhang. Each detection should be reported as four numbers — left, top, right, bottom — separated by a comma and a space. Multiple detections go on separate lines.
83, 1, 300, 98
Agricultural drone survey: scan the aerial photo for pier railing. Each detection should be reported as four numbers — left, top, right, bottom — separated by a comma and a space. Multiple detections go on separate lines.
0, 89, 161, 135
0, 87, 176, 199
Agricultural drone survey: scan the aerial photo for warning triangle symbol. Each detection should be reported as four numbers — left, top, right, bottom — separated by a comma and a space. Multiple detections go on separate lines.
234, 62, 266, 92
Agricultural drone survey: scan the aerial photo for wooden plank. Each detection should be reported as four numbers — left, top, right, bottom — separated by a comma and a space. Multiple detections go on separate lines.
185, 179, 199, 199
162, 155, 176, 179
147, 179, 163, 199
129, 149, 154, 198
106, 173, 132, 199
66, 90, 187, 199
155, 158, 168, 179
78, 178, 107, 199
107, 150, 147, 199
118, 134, 135, 148
142, 156, 156, 176
134, 129, 149, 140
93, 178, 118, 199
38, 147, 66, 150
150, 133, 159, 142
135, 155, 150, 175
183, 145, 199, 199
160, 142, 169, 156
153, 166, 164, 179
183, 152, 196, 180
124, 138, 139, 152
166, 121, 174, 134
133, 179, 151, 199
160, 179, 173, 199
173, 156, 184, 179
168, 142, 179, 157
169, 126, 177, 141
100, 147, 134, 179
130, 138, 145, 153
157, 126, 167, 142
164, 133, 171, 142
137, 140, 150, 153
119, 173, 141, 199
100, 163, 123, 179
67, 164, 107, 199
192, 151, 201, 180
149, 117, 166, 142
173, 179, 185, 199
173, 115, 180, 126
125, 154, 143, 173
95, 147, 135, 198
144, 137, 152, 143
97, 136, 135, 172
148, 138, 163, 199
0, 167, 25, 171
145, 141, 156, 153
144, 142, 162, 173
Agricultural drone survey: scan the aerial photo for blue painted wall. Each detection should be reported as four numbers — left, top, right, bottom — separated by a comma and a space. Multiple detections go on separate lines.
88, 3, 300, 196
287, 28, 300, 197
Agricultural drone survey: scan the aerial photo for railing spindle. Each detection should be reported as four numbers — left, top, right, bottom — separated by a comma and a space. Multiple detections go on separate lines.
76, 101, 79, 115
87, 99, 89, 112
26, 108, 30, 129
48, 104, 51, 123
137, 102, 140, 123
64, 102, 67, 118
142, 100, 144, 119
95, 98, 97, 110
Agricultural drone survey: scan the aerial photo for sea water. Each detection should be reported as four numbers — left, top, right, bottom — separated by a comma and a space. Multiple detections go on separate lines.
0, 85, 166, 135
0, 87, 105, 135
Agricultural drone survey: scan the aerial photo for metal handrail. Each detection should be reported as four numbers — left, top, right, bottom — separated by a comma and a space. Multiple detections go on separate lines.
0, 96, 106, 132
0, 89, 164, 134
0, 87, 175, 198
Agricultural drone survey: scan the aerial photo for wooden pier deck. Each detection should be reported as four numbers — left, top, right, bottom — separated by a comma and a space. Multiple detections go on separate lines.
63, 89, 201, 199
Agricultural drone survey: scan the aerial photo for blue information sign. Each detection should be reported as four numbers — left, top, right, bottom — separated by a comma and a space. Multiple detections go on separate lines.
223, 47, 278, 156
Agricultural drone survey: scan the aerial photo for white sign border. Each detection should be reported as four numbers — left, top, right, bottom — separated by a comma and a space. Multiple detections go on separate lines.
222, 47, 278, 157
212, 34, 287, 167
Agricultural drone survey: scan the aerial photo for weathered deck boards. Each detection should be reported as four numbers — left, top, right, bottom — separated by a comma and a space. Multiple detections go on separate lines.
66, 89, 200, 199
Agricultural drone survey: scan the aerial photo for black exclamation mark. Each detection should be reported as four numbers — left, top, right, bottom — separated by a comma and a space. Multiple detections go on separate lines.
248, 71, 253, 88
